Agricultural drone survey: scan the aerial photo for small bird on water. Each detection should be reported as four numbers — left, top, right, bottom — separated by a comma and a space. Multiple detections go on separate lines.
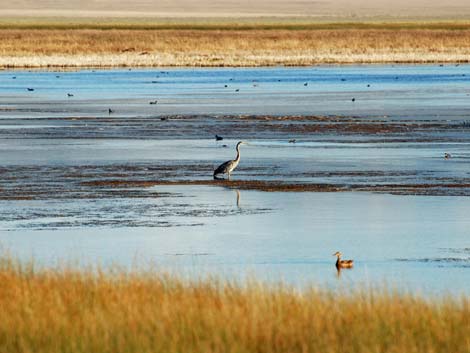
213, 141, 245, 180
444, 153, 452, 159
333, 251, 354, 269
215, 134, 224, 141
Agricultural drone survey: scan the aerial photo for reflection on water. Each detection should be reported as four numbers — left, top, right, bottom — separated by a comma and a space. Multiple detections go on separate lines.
1, 186, 470, 295
0, 66, 470, 296
335, 266, 354, 279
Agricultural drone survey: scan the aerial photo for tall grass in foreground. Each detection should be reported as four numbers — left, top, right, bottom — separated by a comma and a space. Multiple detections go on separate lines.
0, 256, 468, 353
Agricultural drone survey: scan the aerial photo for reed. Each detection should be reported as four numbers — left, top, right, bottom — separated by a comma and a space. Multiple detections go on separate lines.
0, 255, 468, 353
1, 25, 470, 67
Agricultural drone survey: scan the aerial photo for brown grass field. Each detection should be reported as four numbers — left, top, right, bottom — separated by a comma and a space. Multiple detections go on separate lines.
1, 21, 470, 67
0, 255, 469, 353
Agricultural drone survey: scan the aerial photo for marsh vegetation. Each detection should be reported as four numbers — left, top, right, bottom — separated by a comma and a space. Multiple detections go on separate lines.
0, 255, 469, 353
2, 22, 470, 67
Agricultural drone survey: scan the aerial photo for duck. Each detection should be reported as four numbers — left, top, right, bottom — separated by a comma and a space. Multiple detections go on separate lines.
333, 251, 354, 269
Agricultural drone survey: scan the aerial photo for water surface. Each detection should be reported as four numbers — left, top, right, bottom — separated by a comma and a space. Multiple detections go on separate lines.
0, 66, 470, 294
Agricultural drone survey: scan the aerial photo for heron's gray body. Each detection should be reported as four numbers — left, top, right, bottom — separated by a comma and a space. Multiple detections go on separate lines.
214, 141, 243, 179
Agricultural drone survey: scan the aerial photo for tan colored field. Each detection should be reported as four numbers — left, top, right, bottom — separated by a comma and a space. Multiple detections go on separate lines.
0, 255, 469, 353
3, 0, 470, 20
1, 24, 470, 67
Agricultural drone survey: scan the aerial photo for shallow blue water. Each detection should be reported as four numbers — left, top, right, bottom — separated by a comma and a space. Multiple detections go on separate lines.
1, 186, 470, 294
1, 65, 470, 118
0, 66, 470, 295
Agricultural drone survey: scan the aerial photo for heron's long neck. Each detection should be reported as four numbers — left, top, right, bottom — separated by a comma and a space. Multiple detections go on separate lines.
234, 145, 241, 162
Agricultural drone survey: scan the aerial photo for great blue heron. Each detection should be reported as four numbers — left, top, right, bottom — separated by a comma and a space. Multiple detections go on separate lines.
333, 251, 354, 269
213, 141, 245, 180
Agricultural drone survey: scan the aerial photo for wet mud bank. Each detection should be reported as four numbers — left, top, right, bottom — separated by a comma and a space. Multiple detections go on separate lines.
2, 161, 470, 201
1, 114, 470, 142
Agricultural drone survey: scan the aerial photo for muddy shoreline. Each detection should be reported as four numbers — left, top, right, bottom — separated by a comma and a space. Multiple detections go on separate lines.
1, 114, 469, 142
2, 160, 470, 201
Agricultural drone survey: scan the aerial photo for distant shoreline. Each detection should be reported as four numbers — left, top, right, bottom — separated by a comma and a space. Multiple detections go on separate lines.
1, 21, 470, 67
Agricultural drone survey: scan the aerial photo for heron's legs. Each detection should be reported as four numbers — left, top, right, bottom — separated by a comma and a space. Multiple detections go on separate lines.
228, 172, 231, 180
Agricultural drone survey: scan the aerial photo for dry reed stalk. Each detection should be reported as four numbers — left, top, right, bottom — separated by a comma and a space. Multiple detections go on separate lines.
0, 255, 469, 353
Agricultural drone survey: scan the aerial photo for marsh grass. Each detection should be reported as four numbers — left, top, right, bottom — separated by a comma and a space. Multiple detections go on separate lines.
1, 22, 470, 67
0, 255, 469, 353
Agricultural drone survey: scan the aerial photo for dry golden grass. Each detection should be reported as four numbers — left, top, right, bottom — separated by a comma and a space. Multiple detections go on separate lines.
1, 24, 470, 67
0, 255, 469, 353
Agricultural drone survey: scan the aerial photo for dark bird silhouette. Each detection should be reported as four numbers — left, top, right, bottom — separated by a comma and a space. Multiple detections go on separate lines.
27, 88, 34, 91
215, 135, 224, 141
351, 98, 356, 102
108, 108, 114, 114
444, 153, 452, 159
303, 82, 308, 86
149, 100, 158, 105
213, 141, 245, 180
288, 139, 296, 143
67, 93, 74, 97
